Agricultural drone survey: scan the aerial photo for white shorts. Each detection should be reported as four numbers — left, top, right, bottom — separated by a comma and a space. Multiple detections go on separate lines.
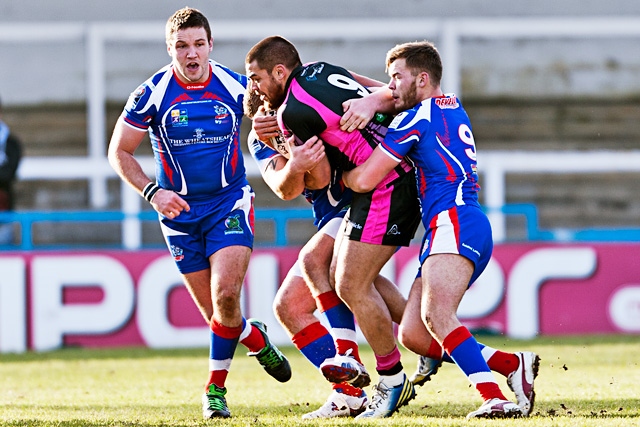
288, 216, 344, 277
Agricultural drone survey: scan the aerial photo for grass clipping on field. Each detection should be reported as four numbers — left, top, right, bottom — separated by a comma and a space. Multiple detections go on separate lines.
0, 335, 639, 426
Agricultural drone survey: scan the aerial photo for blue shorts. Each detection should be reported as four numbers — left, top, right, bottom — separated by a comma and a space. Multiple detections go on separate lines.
159, 184, 255, 274
419, 205, 493, 287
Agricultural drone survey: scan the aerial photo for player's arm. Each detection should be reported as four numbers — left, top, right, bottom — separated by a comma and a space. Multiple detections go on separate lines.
340, 85, 396, 132
349, 70, 385, 88
252, 108, 282, 148
256, 133, 328, 200
342, 145, 400, 193
108, 119, 190, 216
303, 154, 330, 190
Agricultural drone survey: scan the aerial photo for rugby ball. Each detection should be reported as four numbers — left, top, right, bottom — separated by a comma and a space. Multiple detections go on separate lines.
270, 131, 291, 159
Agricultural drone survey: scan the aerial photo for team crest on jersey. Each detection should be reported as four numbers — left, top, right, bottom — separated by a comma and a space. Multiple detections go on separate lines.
170, 245, 184, 261
125, 85, 146, 110
171, 109, 188, 127
213, 105, 229, 124
224, 215, 244, 235
435, 96, 459, 109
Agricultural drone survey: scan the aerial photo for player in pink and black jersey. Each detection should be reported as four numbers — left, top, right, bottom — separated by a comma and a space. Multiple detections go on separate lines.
245, 93, 406, 419
245, 35, 420, 419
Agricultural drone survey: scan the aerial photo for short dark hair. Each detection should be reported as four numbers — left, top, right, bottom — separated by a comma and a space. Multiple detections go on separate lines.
166, 7, 212, 44
245, 36, 302, 73
386, 41, 442, 86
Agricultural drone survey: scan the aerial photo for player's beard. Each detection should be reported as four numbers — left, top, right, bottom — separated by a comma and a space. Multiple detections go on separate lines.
264, 75, 286, 109
396, 80, 420, 111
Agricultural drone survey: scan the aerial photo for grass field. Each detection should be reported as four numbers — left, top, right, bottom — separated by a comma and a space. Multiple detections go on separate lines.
1, 335, 638, 426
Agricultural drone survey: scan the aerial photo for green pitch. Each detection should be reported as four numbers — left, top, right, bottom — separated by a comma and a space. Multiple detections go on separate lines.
1, 335, 638, 426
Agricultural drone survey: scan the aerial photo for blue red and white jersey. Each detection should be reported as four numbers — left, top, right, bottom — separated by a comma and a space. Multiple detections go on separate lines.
247, 130, 351, 229
380, 94, 481, 225
278, 62, 414, 189
121, 60, 248, 203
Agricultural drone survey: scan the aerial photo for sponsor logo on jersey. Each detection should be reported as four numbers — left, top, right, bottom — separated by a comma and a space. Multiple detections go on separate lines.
170, 245, 184, 261
348, 220, 363, 230
434, 96, 459, 109
302, 63, 325, 81
387, 224, 401, 235
171, 109, 188, 127
461, 242, 480, 256
224, 214, 244, 235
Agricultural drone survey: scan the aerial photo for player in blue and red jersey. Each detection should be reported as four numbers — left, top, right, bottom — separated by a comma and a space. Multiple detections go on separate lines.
107, 7, 290, 420
343, 41, 539, 419
245, 36, 420, 419
245, 92, 406, 419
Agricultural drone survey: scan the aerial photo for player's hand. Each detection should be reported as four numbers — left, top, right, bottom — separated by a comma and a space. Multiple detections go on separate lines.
340, 97, 376, 132
253, 108, 281, 143
288, 135, 326, 172
151, 189, 190, 219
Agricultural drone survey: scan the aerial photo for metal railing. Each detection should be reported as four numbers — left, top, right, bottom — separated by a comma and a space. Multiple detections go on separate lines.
2, 202, 640, 251
3, 18, 640, 247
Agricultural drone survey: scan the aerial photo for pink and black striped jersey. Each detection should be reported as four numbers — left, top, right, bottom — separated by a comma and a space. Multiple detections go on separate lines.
278, 62, 414, 190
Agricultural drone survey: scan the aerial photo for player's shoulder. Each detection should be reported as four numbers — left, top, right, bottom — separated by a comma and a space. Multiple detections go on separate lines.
123, 65, 172, 113
297, 61, 350, 79
388, 101, 426, 130
210, 59, 248, 86
433, 93, 463, 111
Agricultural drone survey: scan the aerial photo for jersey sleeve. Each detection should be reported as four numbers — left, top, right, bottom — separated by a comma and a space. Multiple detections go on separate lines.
380, 110, 424, 161
247, 129, 281, 172
121, 82, 157, 130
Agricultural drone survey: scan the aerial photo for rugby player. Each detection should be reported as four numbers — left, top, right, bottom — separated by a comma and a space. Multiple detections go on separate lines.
245, 91, 406, 419
245, 36, 421, 419
342, 40, 539, 419
107, 7, 290, 419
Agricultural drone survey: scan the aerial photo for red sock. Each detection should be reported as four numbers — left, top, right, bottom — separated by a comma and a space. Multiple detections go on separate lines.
476, 382, 507, 402
426, 338, 444, 359
332, 382, 364, 397
486, 351, 520, 377
239, 321, 266, 353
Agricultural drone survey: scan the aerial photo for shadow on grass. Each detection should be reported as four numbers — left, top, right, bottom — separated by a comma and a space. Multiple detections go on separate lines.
4, 398, 638, 426
402, 397, 640, 420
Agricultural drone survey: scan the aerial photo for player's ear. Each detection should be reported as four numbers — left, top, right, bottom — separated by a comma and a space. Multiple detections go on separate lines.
418, 71, 430, 88
273, 64, 286, 80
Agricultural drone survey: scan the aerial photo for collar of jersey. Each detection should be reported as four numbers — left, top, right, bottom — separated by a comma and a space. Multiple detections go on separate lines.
172, 64, 212, 90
